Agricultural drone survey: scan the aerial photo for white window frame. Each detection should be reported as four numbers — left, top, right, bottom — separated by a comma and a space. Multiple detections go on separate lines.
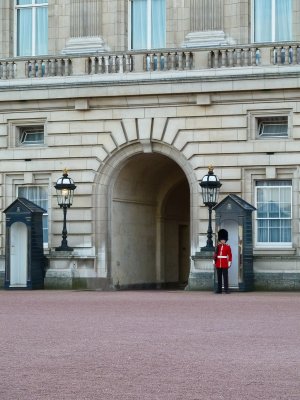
17, 185, 49, 248
8, 119, 47, 148
255, 181, 292, 248
257, 116, 289, 139
251, 0, 292, 43
128, 0, 165, 50
15, 0, 48, 56
248, 110, 292, 140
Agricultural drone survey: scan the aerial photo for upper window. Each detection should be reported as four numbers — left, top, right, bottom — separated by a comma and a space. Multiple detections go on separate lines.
257, 116, 288, 138
19, 126, 44, 145
130, 0, 166, 50
17, 185, 49, 246
253, 0, 292, 43
16, 0, 48, 56
255, 181, 292, 247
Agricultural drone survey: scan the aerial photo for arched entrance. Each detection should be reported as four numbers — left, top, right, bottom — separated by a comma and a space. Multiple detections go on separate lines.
111, 153, 190, 289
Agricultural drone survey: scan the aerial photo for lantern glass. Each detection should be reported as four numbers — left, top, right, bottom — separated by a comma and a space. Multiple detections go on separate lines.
55, 170, 76, 208
200, 167, 222, 207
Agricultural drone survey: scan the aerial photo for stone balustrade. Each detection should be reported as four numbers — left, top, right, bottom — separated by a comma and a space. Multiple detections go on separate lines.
1, 43, 300, 80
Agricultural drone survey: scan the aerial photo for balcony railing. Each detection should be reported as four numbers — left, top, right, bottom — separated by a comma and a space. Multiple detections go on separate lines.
1, 43, 300, 80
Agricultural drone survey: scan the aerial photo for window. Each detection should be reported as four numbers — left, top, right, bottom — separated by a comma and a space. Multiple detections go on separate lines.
17, 186, 48, 246
16, 0, 48, 56
8, 120, 46, 147
19, 126, 44, 145
253, 0, 292, 43
255, 181, 292, 246
130, 0, 166, 50
257, 116, 288, 138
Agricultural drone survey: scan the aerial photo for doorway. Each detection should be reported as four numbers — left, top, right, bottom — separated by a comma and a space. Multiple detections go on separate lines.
10, 222, 28, 287
111, 153, 190, 289
220, 219, 239, 288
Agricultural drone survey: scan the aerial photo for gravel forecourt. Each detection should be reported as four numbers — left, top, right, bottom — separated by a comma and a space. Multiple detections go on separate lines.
0, 290, 300, 400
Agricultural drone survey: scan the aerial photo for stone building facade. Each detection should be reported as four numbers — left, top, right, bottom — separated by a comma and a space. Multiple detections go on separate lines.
0, 0, 300, 290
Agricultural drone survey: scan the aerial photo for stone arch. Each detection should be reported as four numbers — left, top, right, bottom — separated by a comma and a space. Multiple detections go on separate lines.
94, 141, 201, 287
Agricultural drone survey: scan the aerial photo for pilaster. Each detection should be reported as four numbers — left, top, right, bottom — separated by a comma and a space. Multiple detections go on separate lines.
183, 0, 235, 48
62, 0, 109, 54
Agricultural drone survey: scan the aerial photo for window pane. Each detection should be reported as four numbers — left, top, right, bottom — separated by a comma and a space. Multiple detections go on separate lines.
17, 185, 48, 244
256, 182, 292, 244
275, 0, 292, 41
17, 8, 32, 56
151, 0, 166, 48
131, 0, 147, 49
254, 0, 272, 42
36, 7, 48, 55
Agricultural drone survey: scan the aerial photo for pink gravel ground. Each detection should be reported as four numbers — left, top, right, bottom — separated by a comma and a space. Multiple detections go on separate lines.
0, 290, 300, 400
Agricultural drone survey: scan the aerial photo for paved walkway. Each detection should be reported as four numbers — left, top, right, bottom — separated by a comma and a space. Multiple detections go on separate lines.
0, 290, 300, 400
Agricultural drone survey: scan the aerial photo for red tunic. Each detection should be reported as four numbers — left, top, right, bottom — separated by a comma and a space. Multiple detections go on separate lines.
214, 243, 232, 269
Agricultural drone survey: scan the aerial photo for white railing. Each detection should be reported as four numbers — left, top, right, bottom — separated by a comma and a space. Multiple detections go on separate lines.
208, 47, 259, 68
89, 54, 134, 74
1, 43, 300, 80
144, 51, 193, 71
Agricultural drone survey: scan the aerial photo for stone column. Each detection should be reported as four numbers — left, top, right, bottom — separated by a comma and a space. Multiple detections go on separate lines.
183, 0, 235, 48
62, 0, 109, 54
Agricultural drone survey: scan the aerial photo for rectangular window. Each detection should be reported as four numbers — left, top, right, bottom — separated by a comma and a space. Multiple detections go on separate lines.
19, 126, 44, 145
130, 0, 166, 50
253, 0, 292, 43
257, 116, 288, 138
16, 0, 48, 56
255, 181, 292, 246
17, 186, 48, 246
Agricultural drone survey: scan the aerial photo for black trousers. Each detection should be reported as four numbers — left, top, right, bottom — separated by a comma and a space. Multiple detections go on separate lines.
216, 268, 229, 292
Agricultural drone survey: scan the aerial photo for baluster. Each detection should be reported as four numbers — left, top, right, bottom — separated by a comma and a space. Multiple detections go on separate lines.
169, 52, 175, 70
228, 49, 234, 67
155, 53, 161, 71
90, 57, 96, 74
208, 51, 212, 68
241, 48, 247, 66
104, 56, 109, 73
177, 52, 182, 70
57, 58, 62, 76
214, 51, 220, 68
295, 46, 299, 65
125, 55, 130, 72
284, 46, 290, 65
221, 50, 227, 67
185, 52, 191, 70
250, 48, 256, 66
112, 55, 117, 73
37, 59, 43, 77
290, 46, 297, 65
65, 58, 71, 75
7, 62, 13, 79
30, 60, 36, 77
50, 59, 56, 76
44, 60, 49, 77
236, 48, 241, 67
2, 62, 7, 79
162, 53, 168, 70
276, 46, 283, 65
119, 56, 124, 73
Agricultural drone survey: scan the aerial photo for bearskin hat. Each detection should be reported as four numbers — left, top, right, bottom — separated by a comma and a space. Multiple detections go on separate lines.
218, 229, 228, 241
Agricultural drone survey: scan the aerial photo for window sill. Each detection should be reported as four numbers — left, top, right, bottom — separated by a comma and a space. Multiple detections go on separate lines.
253, 247, 296, 256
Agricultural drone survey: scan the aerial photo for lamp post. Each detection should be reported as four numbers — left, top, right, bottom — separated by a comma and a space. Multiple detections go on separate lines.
200, 166, 222, 251
55, 169, 76, 251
